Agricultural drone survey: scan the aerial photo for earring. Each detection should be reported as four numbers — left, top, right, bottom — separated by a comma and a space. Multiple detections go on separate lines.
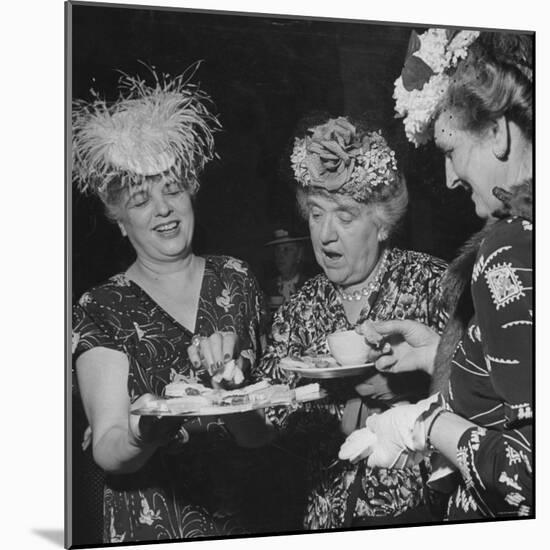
118, 223, 127, 237
378, 229, 388, 242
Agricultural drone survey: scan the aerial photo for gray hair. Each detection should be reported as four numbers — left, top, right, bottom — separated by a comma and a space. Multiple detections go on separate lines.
296, 173, 408, 242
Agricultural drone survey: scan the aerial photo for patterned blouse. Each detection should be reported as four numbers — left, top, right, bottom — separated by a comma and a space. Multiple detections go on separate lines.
72, 255, 268, 544
446, 217, 533, 519
253, 247, 447, 529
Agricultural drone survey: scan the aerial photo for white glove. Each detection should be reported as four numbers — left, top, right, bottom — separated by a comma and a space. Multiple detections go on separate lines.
339, 394, 442, 468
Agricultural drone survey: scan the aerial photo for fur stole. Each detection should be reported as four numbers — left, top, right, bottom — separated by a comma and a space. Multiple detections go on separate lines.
430, 180, 533, 394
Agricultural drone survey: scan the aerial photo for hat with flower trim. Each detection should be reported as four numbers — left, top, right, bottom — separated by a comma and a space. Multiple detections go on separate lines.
290, 116, 399, 203
393, 28, 480, 146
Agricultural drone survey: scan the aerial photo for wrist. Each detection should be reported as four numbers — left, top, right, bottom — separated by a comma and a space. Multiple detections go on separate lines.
410, 393, 444, 451
421, 339, 439, 375
425, 408, 448, 451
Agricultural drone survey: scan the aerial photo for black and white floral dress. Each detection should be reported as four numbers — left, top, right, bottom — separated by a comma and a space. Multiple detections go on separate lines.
445, 217, 533, 519
254, 247, 447, 528
72, 255, 268, 544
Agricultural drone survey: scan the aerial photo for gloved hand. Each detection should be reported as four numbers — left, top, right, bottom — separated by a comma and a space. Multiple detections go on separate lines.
339, 394, 442, 468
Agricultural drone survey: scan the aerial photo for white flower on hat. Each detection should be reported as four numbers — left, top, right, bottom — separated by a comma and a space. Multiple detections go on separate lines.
393, 28, 480, 147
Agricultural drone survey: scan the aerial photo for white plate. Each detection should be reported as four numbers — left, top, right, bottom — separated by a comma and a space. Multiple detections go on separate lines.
279, 356, 375, 379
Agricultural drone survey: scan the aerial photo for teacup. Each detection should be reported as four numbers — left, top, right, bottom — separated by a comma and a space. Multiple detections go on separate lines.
327, 330, 370, 366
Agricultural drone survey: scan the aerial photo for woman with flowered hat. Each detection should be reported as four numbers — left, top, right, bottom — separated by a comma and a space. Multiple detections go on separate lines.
71, 65, 271, 543
340, 29, 533, 520
254, 115, 447, 528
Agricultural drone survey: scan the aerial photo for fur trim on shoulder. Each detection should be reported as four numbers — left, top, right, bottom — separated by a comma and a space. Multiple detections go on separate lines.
430, 178, 532, 394
492, 179, 532, 221
430, 226, 489, 393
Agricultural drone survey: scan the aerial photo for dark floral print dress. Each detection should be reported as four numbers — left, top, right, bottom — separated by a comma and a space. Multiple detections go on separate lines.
253, 247, 447, 529
72, 255, 268, 544
445, 217, 533, 519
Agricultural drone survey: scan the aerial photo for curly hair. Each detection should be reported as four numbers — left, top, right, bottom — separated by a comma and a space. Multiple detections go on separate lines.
295, 176, 408, 243
441, 32, 533, 139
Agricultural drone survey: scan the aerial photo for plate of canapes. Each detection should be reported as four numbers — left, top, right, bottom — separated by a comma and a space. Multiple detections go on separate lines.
131, 378, 326, 416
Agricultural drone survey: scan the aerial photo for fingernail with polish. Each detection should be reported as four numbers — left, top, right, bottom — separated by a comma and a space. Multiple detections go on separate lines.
224, 353, 231, 362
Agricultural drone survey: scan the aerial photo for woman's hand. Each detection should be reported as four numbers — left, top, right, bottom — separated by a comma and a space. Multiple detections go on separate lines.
187, 331, 246, 387
357, 320, 439, 375
129, 394, 187, 448
339, 398, 438, 468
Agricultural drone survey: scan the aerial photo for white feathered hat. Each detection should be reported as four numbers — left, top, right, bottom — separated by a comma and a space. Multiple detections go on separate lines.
72, 62, 220, 198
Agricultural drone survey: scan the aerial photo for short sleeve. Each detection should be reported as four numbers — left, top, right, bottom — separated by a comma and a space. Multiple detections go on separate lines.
72, 290, 125, 362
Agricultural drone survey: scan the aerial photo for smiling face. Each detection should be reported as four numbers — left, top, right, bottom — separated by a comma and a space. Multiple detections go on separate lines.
307, 192, 382, 288
116, 177, 195, 265
434, 110, 507, 219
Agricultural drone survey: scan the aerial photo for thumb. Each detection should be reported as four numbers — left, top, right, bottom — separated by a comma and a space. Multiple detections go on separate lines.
375, 354, 398, 372
365, 412, 380, 431
131, 393, 157, 410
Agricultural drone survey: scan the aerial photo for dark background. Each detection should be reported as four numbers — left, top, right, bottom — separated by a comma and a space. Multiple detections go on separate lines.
70, 2, 482, 300
69, 3, 483, 546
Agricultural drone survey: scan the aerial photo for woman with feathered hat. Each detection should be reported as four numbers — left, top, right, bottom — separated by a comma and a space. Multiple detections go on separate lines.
72, 65, 270, 543
340, 29, 533, 520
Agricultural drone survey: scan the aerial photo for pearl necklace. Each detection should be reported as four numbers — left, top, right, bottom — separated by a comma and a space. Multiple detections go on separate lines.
338, 249, 389, 302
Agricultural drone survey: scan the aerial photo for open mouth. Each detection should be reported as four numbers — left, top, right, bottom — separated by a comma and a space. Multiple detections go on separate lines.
323, 250, 343, 262
153, 220, 180, 234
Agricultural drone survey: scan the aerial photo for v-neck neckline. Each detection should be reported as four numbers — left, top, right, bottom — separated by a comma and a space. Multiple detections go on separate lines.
121, 256, 208, 336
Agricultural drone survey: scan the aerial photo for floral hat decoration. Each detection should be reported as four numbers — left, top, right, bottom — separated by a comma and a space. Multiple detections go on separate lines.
290, 117, 399, 203
72, 62, 221, 198
393, 28, 480, 146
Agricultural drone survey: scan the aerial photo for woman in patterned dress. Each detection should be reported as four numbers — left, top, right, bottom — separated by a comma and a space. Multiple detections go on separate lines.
341, 29, 533, 520
253, 116, 447, 529
72, 66, 271, 544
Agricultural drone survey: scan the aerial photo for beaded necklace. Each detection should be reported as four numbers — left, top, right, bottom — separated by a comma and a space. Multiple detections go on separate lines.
338, 249, 389, 302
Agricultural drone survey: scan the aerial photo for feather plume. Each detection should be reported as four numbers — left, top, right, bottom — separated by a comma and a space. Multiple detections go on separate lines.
72, 62, 221, 197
